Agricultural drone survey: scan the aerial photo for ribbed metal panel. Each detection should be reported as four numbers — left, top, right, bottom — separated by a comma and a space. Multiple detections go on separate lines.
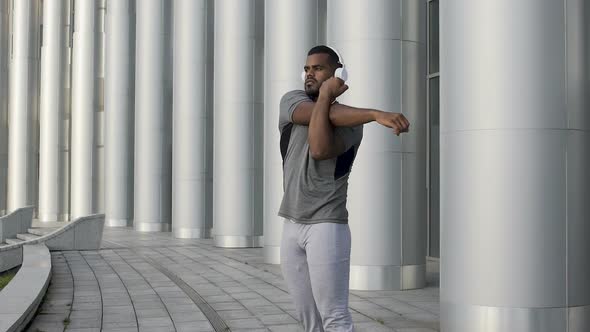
172, 0, 212, 238
440, 0, 590, 330
213, 0, 264, 247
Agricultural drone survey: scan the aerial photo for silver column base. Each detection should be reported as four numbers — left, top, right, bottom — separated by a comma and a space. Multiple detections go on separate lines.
38, 213, 58, 222
174, 227, 211, 239
264, 245, 281, 264
441, 302, 590, 332
134, 222, 171, 232
350, 264, 426, 290
105, 218, 130, 227
214, 235, 263, 248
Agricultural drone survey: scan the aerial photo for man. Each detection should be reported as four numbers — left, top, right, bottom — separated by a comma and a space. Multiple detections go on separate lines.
278, 45, 410, 332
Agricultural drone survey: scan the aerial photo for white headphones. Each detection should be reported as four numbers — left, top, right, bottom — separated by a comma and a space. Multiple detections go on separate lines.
301, 46, 348, 83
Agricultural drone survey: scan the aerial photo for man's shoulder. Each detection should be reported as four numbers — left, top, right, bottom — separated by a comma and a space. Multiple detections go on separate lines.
282, 89, 306, 97
279, 90, 311, 132
280, 90, 309, 103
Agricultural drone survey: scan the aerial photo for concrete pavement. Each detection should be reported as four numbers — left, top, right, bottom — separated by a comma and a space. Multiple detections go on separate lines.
26, 227, 440, 332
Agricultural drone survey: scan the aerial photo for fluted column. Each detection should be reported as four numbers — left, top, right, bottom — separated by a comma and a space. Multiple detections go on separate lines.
105, 0, 134, 227
328, 0, 427, 290
172, 0, 213, 238
213, 0, 264, 247
440, 1, 590, 331
59, 0, 73, 222
0, 0, 9, 215
94, 0, 106, 214
134, 0, 172, 232
263, 0, 325, 263
38, 0, 68, 222
70, 0, 99, 219
7, 0, 41, 212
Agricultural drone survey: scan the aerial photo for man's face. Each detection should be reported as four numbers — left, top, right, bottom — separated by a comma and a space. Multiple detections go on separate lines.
303, 53, 336, 99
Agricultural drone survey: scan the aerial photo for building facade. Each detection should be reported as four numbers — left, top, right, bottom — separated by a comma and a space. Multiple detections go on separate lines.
0, 0, 587, 330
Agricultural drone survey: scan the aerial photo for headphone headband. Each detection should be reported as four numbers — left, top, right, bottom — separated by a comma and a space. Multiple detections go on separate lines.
327, 46, 344, 66
301, 45, 349, 82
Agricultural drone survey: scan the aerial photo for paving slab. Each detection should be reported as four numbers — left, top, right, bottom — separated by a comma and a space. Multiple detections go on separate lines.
26, 226, 440, 331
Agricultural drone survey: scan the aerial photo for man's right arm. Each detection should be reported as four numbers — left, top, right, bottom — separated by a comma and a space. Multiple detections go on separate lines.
292, 101, 410, 135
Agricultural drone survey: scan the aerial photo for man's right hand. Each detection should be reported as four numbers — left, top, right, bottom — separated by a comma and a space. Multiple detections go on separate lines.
374, 111, 410, 136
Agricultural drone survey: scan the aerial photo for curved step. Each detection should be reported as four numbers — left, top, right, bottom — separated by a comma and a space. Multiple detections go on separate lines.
16, 233, 39, 241
0, 207, 35, 243
0, 214, 105, 272
27, 228, 58, 236
0, 244, 52, 332
4, 238, 23, 245
0, 214, 104, 250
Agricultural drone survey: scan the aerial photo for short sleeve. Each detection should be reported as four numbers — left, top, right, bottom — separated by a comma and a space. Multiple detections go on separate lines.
279, 90, 310, 132
335, 125, 364, 152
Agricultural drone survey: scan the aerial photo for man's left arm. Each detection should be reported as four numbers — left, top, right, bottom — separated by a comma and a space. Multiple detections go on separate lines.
329, 104, 409, 135
292, 97, 410, 134
308, 77, 411, 160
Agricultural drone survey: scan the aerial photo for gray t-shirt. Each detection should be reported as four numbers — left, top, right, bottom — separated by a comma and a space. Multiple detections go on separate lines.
278, 90, 363, 224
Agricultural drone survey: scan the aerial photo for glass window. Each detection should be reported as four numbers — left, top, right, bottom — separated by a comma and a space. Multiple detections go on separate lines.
428, 0, 439, 74
428, 76, 440, 258
427, 0, 441, 259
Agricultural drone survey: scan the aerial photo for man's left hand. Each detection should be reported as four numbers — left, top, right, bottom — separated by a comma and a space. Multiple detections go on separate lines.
319, 77, 349, 101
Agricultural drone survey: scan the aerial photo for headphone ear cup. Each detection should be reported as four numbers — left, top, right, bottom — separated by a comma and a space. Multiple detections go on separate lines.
335, 67, 348, 82
301, 71, 306, 83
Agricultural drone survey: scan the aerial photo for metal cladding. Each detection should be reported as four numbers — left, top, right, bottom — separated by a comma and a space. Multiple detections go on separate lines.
0, 0, 586, 309
440, 0, 590, 330
0, 0, 8, 215
70, 0, 100, 219
95, 0, 106, 215
38, 0, 68, 222
60, 0, 73, 222
7, 0, 40, 213
213, 0, 264, 248
172, 0, 213, 239
328, 0, 427, 290
105, 0, 134, 227
263, 0, 325, 263
133, 0, 173, 232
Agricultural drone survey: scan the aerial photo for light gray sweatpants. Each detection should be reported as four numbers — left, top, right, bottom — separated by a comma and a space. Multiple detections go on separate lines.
280, 219, 354, 332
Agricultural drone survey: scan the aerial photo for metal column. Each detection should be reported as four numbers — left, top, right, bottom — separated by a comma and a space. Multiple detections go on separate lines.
59, 0, 73, 222
70, 0, 99, 219
263, 0, 325, 263
134, 0, 172, 232
328, 0, 427, 290
7, 0, 41, 213
94, 0, 106, 214
0, 0, 9, 215
105, 0, 134, 227
172, 0, 213, 238
440, 0, 590, 331
213, 0, 264, 247
38, 0, 68, 222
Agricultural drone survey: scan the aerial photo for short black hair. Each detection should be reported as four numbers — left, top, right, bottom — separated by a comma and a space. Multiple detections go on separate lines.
307, 45, 341, 67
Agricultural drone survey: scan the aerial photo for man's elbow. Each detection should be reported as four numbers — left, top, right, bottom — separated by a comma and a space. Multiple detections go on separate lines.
328, 108, 346, 127
328, 109, 337, 124
309, 148, 333, 161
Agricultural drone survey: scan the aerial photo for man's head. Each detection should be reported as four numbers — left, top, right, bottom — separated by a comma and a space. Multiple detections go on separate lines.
303, 45, 343, 99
